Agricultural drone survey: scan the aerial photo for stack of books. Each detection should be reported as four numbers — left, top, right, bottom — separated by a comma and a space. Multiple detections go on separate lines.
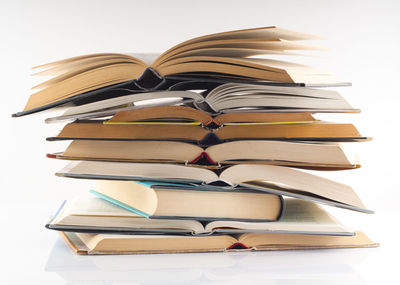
14, 27, 378, 255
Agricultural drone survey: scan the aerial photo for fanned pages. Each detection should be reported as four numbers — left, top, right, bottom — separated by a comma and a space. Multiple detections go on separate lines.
15, 27, 345, 116
44, 84, 357, 123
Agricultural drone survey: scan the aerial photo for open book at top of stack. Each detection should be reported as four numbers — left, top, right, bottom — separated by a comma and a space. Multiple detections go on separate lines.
13, 26, 351, 118
13, 26, 377, 255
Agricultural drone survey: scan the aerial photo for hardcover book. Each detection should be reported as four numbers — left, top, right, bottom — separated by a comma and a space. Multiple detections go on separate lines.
47, 194, 354, 236
48, 139, 359, 170
56, 162, 372, 213
48, 120, 367, 145
44, 84, 358, 123
13, 26, 346, 117
60, 231, 377, 255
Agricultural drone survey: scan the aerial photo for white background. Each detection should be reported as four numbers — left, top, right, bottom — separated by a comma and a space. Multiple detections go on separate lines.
1, 0, 399, 284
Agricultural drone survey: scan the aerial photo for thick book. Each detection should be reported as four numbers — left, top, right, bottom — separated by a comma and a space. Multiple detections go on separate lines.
13, 26, 346, 117
44, 84, 358, 123
46, 194, 353, 236
60, 230, 378, 255
48, 140, 359, 170
88, 180, 283, 222
47, 120, 368, 145
56, 162, 372, 213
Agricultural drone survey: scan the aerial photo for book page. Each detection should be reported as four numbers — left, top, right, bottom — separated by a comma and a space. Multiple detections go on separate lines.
63, 193, 141, 217
63, 140, 202, 162
207, 140, 351, 166
57, 161, 218, 183
206, 199, 351, 235
239, 231, 376, 249
76, 233, 237, 253
108, 105, 212, 123
55, 193, 206, 234
62, 91, 202, 116
155, 38, 320, 66
220, 164, 366, 209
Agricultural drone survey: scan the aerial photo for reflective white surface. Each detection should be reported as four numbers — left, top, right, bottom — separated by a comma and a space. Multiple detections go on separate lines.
1, 0, 400, 284
0, 199, 398, 284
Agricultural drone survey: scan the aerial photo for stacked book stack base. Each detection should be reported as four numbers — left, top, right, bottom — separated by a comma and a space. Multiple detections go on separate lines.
13, 26, 377, 255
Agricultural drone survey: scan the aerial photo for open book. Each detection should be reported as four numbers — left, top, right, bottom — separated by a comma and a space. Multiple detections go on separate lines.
60, 231, 377, 255
104, 106, 319, 126
48, 120, 368, 145
46, 194, 353, 236
48, 140, 359, 170
89, 180, 283, 222
56, 162, 371, 213
14, 26, 344, 117
44, 84, 358, 123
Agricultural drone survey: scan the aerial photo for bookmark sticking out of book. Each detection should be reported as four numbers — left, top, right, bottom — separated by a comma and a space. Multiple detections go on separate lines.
89, 189, 151, 218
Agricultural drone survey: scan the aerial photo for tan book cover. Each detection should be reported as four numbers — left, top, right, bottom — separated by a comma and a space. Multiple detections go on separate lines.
60, 231, 378, 255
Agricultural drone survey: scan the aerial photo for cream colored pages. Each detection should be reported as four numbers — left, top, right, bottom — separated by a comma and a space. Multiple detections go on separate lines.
24, 64, 145, 111
54, 193, 205, 233
33, 53, 144, 70
57, 161, 218, 183
63, 140, 203, 162
153, 26, 322, 66
94, 180, 158, 215
240, 231, 376, 249
158, 39, 322, 65
154, 189, 281, 220
76, 233, 236, 252
220, 164, 366, 209
207, 83, 344, 99
63, 140, 352, 166
32, 57, 143, 90
166, 27, 323, 48
207, 141, 351, 165
165, 48, 302, 61
205, 199, 352, 235
61, 91, 202, 116
212, 98, 351, 112
205, 83, 349, 112
61, 193, 141, 217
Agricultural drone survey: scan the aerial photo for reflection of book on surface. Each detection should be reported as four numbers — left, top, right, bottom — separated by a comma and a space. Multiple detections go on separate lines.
45, 235, 371, 284
60, 230, 377, 255
48, 139, 359, 170
47, 193, 353, 236
56, 162, 371, 213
